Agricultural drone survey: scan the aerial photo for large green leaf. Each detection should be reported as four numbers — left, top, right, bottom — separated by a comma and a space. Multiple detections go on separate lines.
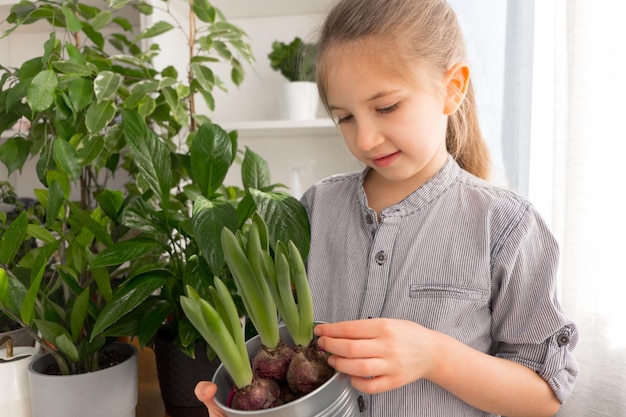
26, 69, 57, 112
0, 267, 28, 314
0, 211, 28, 265
91, 274, 166, 340
0, 137, 30, 174
122, 109, 172, 207
46, 180, 64, 227
95, 189, 124, 222
241, 147, 271, 190
190, 123, 232, 198
81, 21, 105, 49
76, 134, 104, 166
33, 319, 80, 362
70, 288, 90, 342
192, 0, 215, 23
91, 10, 112, 31
191, 198, 238, 275
91, 237, 164, 268
67, 201, 113, 247
249, 189, 311, 259
138, 301, 170, 347
119, 196, 162, 234
91, 267, 112, 303
21, 241, 60, 325
86, 100, 115, 133
51, 61, 93, 77
94, 71, 122, 103
191, 63, 215, 92
53, 138, 81, 179
66, 76, 94, 113
0, 268, 8, 308
135, 21, 173, 41
60, 5, 82, 32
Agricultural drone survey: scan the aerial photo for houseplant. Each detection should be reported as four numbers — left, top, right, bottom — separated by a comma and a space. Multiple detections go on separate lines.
180, 214, 358, 415
267, 37, 319, 120
0, 0, 274, 415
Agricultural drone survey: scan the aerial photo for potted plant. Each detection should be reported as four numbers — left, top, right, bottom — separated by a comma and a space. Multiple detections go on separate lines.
180, 214, 359, 416
125, 122, 311, 417
0, 0, 266, 415
267, 37, 319, 121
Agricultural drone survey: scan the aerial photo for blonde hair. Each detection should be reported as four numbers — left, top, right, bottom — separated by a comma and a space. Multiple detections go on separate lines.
316, 0, 491, 180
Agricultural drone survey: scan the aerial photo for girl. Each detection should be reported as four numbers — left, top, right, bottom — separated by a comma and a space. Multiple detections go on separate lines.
196, 0, 578, 415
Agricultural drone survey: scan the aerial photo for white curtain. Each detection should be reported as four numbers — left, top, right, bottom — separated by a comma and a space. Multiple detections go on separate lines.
501, 1, 626, 415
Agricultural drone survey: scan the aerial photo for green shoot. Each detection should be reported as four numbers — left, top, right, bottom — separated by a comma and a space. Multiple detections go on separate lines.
221, 223, 280, 349
181, 282, 252, 389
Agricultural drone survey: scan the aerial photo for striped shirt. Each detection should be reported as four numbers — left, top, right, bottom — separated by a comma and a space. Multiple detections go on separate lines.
301, 156, 579, 417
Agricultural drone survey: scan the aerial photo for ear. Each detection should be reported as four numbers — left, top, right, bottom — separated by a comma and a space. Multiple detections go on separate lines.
443, 63, 470, 115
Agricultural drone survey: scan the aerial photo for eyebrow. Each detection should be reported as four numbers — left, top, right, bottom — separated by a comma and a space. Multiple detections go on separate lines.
327, 89, 402, 111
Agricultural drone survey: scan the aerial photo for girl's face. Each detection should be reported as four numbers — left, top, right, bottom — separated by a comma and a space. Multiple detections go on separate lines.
325, 45, 459, 190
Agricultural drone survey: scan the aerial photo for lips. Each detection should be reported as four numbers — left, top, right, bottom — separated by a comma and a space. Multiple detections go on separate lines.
371, 151, 400, 168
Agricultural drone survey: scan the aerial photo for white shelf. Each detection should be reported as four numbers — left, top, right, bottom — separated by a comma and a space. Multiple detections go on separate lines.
220, 119, 340, 138
212, 0, 335, 19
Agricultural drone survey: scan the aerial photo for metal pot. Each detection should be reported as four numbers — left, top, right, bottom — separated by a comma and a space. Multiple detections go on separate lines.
212, 325, 359, 417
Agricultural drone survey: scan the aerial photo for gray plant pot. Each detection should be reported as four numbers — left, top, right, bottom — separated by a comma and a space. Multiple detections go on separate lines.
212, 325, 360, 417
28, 341, 138, 417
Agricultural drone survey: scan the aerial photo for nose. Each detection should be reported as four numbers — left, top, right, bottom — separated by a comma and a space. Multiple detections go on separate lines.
353, 120, 384, 152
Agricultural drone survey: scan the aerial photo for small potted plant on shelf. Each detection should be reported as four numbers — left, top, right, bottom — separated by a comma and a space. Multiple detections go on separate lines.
268, 37, 319, 121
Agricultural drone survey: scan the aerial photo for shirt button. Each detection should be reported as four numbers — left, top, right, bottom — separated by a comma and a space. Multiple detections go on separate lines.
374, 250, 387, 265
557, 333, 570, 346
365, 214, 374, 224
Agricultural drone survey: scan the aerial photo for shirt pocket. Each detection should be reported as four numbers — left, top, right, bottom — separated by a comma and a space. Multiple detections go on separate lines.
409, 284, 487, 301
396, 284, 491, 345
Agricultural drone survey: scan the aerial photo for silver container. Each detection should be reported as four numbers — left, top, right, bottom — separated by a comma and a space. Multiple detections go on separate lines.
212, 325, 360, 417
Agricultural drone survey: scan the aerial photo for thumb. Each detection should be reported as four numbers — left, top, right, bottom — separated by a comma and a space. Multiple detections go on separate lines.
195, 381, 226, 417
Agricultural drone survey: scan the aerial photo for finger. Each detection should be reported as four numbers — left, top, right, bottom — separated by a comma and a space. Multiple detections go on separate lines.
317, 334, 383, 359
349, 374, 402, 394
314, 319, 383, 339
194, 381, 226, 417
326, 356, 388, 379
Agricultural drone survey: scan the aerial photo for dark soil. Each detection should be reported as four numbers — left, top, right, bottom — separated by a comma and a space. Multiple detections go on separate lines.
43, 349, 131, 375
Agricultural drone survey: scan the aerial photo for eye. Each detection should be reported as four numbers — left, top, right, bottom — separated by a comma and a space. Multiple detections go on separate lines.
377, 103, 399, 114
336, 114, 353, 124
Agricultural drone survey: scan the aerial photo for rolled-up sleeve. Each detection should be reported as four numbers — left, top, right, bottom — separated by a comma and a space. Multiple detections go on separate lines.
490, 202, 579, 403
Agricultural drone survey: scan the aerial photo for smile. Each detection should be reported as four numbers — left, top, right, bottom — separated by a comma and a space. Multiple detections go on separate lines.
371, 151, 401, 168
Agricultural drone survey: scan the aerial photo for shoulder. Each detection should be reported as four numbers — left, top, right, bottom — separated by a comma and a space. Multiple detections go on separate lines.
451, 169, 552, 244
300, 171, 363, 213
453, 169, 532, 217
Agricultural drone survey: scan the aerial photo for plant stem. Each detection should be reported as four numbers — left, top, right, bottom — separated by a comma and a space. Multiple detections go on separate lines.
188, 0, 197, 132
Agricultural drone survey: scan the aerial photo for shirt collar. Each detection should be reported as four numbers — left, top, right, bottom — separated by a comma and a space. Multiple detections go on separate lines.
357, 155, 460, 218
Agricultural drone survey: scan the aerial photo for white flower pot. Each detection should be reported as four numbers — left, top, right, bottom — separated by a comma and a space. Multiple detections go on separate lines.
280, 81, 320, 121
1, 344, 39, 417
28, 341, 138, 417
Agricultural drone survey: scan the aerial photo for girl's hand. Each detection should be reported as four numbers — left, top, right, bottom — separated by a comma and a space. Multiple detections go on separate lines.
194, 381, 226, 417
314, 318, 438, 394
